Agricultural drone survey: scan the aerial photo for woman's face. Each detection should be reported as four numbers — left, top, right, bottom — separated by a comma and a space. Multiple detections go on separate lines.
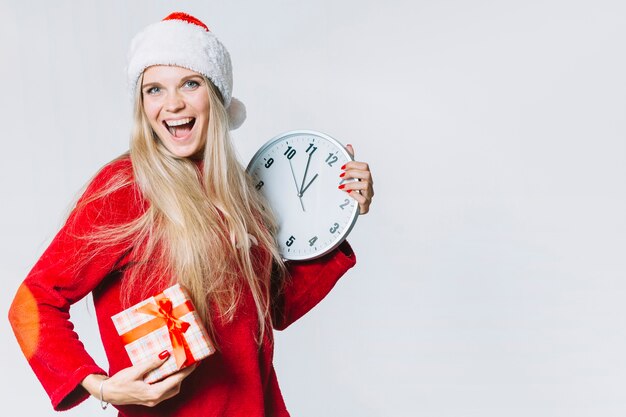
142, 65, 210, 158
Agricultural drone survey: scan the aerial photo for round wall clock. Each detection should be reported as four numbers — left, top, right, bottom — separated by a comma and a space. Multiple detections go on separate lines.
246, 130, 359, 260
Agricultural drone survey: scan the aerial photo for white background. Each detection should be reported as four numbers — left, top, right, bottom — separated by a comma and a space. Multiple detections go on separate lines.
1, 1, 626, 416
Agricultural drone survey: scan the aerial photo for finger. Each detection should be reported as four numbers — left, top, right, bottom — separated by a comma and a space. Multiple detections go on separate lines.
346, 190, 370, 214
156, 366, 196, 402
339, 180, 373, 196
340, 181, 373, 214
151, 363, 197, 392
157, 386, 182, 404
340, 168, 372, 182
341, 161, 369, 172
150, 378, 186, 404
172, 363, 198, 380
345, 144, 355, 158
166, 366, 195, 386
134, 350, 170, 378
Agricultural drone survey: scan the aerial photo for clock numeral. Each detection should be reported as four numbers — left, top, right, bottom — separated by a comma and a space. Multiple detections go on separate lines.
329, 223, 340, 233
308, 236, 318, 246
286, 235, 295, 247
306, 143, 317, 155
255, 180, 265, 190
284, 146, 296, 160
264, 158, 274, 168
325, 153, 338, 167
339, 199, 350, 210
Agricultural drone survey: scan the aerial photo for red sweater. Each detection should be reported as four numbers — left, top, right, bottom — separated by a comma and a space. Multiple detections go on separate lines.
8, 158, 356, 417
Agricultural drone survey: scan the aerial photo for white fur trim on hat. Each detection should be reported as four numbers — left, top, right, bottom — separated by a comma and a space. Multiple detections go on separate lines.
127, 13, 246, 129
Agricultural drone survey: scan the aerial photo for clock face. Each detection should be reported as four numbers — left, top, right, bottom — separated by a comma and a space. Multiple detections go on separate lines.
247, 130, 359, 260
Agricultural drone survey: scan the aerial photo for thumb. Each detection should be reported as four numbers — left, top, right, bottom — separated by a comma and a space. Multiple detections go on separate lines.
134, 350, 170, 377
345, 144, 355, 159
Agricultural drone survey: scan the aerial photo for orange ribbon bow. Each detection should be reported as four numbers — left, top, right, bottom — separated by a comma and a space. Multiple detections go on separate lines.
121, 294, 196, 370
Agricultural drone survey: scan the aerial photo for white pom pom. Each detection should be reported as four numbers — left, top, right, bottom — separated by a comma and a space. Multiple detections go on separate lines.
227, 97, 246, 130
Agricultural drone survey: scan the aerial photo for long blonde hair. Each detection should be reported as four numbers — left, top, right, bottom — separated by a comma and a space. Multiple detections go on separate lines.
78, 74, 284, 344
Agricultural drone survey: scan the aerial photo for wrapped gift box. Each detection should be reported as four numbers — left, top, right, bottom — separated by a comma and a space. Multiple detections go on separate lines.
111, 284, 215, 383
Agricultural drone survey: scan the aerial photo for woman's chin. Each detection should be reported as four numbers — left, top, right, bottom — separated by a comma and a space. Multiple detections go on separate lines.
160, 136, 204, 159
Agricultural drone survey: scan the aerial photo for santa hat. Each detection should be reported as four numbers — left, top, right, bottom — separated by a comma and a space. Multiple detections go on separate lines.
127, 12, 246, 130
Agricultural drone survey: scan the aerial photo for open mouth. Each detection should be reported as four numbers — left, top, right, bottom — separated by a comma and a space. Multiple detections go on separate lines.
163, 117, 196, 138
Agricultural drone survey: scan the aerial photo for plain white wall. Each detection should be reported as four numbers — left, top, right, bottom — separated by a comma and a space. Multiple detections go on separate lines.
2, 1, 626, 416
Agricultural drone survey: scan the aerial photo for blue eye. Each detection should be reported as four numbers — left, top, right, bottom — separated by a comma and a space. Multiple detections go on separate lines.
184, 80, 200, 89
145, 86, 160, 95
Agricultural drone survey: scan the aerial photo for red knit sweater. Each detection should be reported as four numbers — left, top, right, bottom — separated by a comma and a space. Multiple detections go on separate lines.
8, 157, 356, 416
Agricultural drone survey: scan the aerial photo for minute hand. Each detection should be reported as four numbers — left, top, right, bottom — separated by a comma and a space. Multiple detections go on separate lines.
299, 151, 314, 194
288, 157, 305, 211
300, 173, 319, 196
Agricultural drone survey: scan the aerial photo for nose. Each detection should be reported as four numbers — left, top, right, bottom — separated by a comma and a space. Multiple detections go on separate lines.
164, 91, 185, 112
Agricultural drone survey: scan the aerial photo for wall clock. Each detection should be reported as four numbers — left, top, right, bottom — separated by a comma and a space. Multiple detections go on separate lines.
247, 130, 359, 260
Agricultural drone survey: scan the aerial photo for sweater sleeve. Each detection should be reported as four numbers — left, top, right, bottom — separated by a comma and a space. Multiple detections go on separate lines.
8, 159, 143, 411
271, 241, 356, 331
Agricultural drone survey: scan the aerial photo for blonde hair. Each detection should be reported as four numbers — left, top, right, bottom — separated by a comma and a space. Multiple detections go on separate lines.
77, 73, 284, 344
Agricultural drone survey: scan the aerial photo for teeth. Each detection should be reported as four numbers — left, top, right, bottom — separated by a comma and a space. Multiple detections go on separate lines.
165, 117, 193, 127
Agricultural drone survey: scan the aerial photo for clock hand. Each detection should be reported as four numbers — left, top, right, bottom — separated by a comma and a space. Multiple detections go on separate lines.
299, 150, 314, 195
288, 157, 305, 211
300, 173, 319, 196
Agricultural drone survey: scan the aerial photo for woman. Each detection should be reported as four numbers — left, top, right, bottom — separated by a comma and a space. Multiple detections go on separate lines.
8, 12, 374, 416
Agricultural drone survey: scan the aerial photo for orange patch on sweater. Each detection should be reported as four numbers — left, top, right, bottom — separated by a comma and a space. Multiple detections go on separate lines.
8, 283, 40, 360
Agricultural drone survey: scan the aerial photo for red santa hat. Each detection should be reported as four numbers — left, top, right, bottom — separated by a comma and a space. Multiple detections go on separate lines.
127, 12, 246, 130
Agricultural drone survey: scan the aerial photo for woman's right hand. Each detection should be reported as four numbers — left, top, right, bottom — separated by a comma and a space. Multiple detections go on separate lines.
82, 351, 197, 407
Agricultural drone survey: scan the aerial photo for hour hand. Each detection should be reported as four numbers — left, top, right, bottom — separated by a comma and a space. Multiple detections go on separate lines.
300, 173, 318, 196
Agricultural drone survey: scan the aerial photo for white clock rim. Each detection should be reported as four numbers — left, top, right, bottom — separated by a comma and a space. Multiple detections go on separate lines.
246, 130, 360, 261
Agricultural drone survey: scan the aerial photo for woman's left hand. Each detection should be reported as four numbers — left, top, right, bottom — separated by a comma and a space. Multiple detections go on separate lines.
340, 144, 374, 215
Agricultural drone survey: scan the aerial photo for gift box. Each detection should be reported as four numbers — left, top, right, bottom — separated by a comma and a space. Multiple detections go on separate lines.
111, 284, 215, 383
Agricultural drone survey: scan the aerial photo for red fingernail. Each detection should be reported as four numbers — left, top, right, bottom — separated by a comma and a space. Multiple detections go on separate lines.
338, 184, 345, 189
158, 350, 170, 360
340, 164, 346, 170
347, 144, 352, 147
339, 172, 345, 178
